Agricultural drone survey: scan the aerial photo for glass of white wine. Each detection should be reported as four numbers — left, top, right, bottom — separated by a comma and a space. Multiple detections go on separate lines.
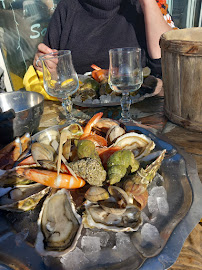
39, 50, 79, 124
108, 47, 143, 123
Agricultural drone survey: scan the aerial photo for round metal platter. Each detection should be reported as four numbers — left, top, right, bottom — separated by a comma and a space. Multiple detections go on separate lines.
0, 125, 201, 270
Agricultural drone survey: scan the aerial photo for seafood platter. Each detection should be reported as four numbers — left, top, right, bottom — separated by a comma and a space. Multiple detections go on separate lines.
72, 65, 163, 107
0, 112, 201, 270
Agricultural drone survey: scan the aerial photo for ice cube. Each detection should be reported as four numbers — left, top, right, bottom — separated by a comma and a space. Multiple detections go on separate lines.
141, 223, 161, 245
100, 95, 111, 103
81, 236, 101, 253
83, 98, 92, 104
157, 196, 169, 216
60, 247, 89, 270
92, 99, 100, 104
150, 186, 167, 198
115, 232, 134, 260
86, 230, 110, 247
148, 195, 158, 214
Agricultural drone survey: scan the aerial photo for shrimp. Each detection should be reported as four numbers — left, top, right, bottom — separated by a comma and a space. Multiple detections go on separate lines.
82, 112, 103, 135
91, 64, 108, 83
80, 112, 107, 147
18, 155, 36, 166
16, 167, 86, 189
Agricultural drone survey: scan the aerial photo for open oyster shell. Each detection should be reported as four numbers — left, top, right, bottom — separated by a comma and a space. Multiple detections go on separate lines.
113, 132, 155, 160
35, 188, 83, 257
82, 201, 142, 232
0, 183, 50, 212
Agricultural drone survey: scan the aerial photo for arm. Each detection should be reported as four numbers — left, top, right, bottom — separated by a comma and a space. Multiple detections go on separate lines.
139, 0, 172, 59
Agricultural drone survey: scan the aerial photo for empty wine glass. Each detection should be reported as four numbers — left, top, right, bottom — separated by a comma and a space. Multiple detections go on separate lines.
108, 47, 143, 123
39, 50, 79, 124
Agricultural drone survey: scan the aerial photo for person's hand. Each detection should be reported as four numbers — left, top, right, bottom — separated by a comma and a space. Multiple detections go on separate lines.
33, 43, 57, 72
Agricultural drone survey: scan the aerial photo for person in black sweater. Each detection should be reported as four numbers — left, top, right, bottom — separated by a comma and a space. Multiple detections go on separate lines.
33, 0, 173, 76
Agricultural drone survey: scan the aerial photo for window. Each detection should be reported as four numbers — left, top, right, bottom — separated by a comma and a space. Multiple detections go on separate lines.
167, 0, 202, 28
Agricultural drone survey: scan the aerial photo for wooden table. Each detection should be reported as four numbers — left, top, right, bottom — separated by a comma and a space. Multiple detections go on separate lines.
39, 97, 202, 270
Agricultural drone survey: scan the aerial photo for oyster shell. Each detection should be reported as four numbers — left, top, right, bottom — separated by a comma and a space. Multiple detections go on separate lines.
113, 132, 155, 160
82, 202, 142, 232
0, 167, 36, 187
0, 183, 50, 212
35, 189, 82, 257
83, 185, 142, 232
106, 125, 126, 145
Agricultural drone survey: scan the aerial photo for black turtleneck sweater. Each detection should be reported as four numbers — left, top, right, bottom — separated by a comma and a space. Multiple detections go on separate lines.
44, 0, 161, 76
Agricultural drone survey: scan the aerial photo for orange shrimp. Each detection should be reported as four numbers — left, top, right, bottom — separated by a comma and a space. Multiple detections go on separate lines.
91, 64, 108, 83
81, 112, 103, 136
80, 134, 107, 147
16, 167, 86, 189
80, 112, 107, 147
18, 155, 36, 166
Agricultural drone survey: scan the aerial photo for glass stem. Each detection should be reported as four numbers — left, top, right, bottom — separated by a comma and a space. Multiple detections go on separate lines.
121, 92, 132, 122
62, 96, 73, 120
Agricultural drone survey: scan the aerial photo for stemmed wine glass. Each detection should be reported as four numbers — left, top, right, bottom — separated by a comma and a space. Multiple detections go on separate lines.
39, 50, 79, 124
108, 47, 143, 123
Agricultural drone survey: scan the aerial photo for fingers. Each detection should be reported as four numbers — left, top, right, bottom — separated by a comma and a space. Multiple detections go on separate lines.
33, 43, 57, 71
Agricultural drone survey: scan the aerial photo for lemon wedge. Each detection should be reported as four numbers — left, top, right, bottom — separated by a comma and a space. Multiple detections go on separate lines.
61, 78, 74, 87
143, 66, 151, 78
50, 80, 57, 87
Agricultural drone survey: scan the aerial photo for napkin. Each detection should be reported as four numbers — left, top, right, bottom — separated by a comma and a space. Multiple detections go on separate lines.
23, 65, 58, 101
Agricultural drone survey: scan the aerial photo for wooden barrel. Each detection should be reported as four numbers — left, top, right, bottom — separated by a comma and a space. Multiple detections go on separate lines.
160, 27, 202, 132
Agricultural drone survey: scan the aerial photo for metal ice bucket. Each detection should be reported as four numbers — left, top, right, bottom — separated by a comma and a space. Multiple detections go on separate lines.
0, 90, 44, 144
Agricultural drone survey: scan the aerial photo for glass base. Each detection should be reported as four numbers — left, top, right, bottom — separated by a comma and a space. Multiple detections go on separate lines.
58, 117, 78, 126
119, 117, 141, 125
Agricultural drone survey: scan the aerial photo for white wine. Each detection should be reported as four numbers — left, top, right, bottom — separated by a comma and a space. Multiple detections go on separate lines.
45, 78, 79, 99
109, 75, 142, 94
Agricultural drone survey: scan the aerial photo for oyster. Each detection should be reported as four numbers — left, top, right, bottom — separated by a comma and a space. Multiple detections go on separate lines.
113, 132, 155, 160
35, 189, 82, 257
82, 202, 142, 232
77, 78, 100, 101
0, 167, 35, 187
0, 183, 50, 212
82, 185, 142, 232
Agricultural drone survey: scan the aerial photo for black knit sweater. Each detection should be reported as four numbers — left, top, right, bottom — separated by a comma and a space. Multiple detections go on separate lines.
44, 0, 161, 75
